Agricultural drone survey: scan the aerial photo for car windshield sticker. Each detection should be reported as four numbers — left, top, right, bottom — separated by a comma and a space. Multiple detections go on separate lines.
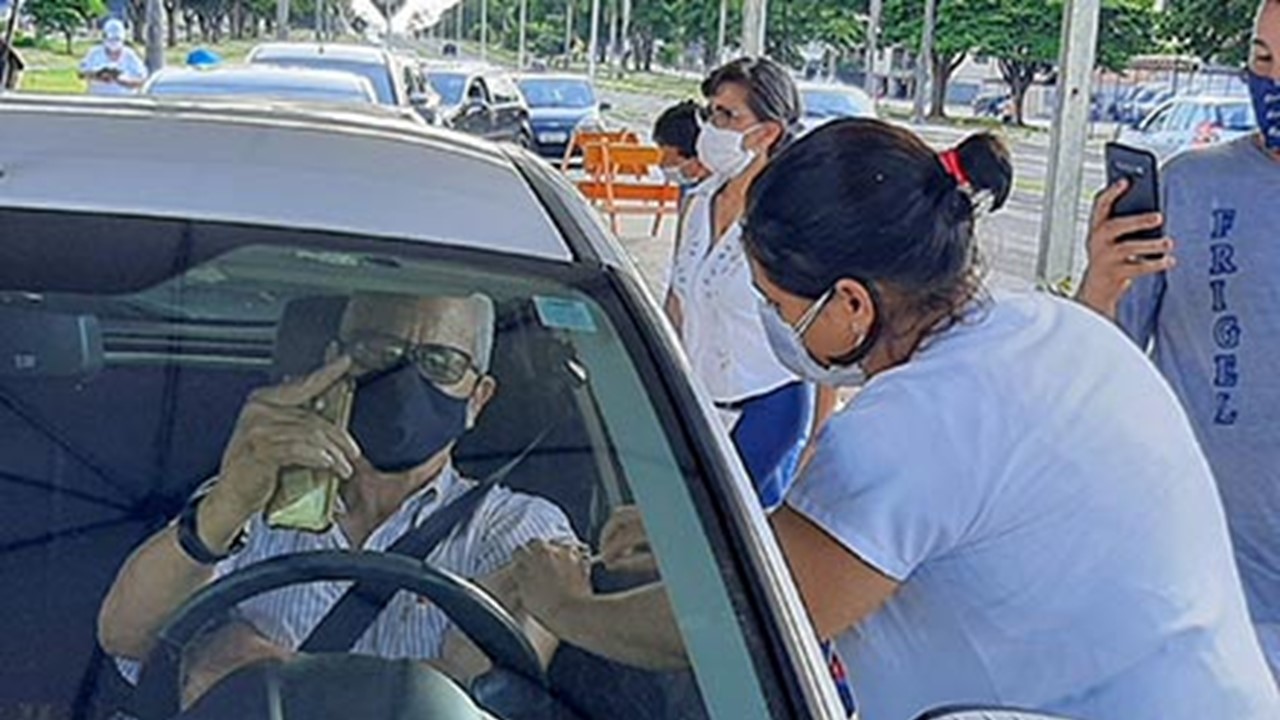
534, 296, 597, 333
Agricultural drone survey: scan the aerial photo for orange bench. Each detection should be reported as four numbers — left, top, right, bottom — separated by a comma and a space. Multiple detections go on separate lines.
575, 143, 680, 235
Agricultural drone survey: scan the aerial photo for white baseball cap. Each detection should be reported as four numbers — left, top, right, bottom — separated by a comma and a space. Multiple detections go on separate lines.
104, 19, 126, 42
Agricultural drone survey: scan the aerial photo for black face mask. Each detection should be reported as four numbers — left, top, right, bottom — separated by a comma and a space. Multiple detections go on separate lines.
349, 360, 470, 473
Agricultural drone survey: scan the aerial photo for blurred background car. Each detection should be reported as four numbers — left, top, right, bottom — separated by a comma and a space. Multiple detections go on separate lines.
515, 74, 610, 159
142, 65, 378, 106
423, 63, 534, 147
1116, 94, 1257, 161
247, 42, 440, 123
796, 82, 875, 135
1118, 83, 1174, 127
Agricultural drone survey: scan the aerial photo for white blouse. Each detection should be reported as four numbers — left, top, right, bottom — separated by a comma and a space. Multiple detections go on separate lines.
668, 174, 796, 418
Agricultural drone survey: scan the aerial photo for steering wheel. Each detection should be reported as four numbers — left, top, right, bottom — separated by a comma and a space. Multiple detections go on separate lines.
132, 550, 545, 720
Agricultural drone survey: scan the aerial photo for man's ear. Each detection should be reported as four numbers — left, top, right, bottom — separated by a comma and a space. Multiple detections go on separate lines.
467, 375, 498, 429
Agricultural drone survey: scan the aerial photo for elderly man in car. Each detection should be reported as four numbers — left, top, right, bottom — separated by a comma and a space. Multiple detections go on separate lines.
99, 292, 583, 704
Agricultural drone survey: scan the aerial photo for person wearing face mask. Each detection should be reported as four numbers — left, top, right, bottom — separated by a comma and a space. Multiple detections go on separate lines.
98, 293, 581, 706
1077, 0, 1280, 682
78, 19, 147, 96
652, 100, 712, 193
666, 57, 831, 513
652, 100, 712, 330
747, 119, 1280, 719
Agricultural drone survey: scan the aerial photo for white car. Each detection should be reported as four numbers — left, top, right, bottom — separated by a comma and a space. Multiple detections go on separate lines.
797, 82, 877, 135
1117, 95, 1257, 162
143, 65, 379, 105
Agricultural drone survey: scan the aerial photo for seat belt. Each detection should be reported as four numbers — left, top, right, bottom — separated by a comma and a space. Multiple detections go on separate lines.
299, 425, 554, 654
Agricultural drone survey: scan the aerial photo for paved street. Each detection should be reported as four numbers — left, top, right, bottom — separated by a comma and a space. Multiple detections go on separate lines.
596, 85, 1109, 297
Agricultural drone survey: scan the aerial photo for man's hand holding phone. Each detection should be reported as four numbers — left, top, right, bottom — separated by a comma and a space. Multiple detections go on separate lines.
1078, 151, 1178, 321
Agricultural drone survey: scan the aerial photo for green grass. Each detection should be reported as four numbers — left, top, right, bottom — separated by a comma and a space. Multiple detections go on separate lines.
17, 37, 262, 95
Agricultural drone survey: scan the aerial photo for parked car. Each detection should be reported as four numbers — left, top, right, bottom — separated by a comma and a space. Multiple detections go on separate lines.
423, 63, 534, 146
1118, 84, 1174, 127
1117, 95, 1257, 162
246, 42, 441, 124
515, 74, 611, 159
796, 82, 875, 135
972, 90, 1013, 122
142, 65, 379, 105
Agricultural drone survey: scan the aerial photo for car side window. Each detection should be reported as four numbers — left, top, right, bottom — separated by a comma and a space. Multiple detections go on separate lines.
1166, 102, 1196, 131
467, 78, 490, 104
1141, 105, 1172, 132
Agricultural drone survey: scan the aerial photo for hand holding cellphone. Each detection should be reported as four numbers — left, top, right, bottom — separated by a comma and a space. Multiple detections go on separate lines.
1103, 143, 1164, 258
265, 373, 354, 532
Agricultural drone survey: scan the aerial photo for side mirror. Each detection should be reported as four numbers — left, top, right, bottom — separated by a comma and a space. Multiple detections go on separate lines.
598, 101, 612, 112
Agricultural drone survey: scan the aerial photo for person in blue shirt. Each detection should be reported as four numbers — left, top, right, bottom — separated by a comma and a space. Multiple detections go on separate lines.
1078, 0, 1280, 682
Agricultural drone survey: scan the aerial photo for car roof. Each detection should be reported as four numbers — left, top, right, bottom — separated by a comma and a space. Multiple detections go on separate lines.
0, 96, 571, 262
249, 42, 391, 65
515, 74, 594, 84
146, 65, 375, 94
798, 82, 871, 97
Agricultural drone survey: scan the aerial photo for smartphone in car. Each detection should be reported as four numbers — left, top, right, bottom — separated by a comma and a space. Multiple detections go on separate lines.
1104, 143, 1164, 257
265, 375, 354, 533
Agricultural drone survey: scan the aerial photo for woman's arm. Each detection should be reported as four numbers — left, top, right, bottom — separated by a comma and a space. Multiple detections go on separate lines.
771, 506, 898, 640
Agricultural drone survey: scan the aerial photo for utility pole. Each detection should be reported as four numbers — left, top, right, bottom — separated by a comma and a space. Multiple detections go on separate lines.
716, 0, 727, 63
314, 0, 322, 40
1, 0, 24, 88
565, 0, 574, 69
455, 0, 463, 42
741, 0, 766, 56
145, 0, 164, 73
911, 0, 935, 124
275, 0, 289, 40
588, 0, 600, 77
518, 0, 528, 69
865, 0, 881, 98
1038, 0, 1103, 288
480, 0, 488, 61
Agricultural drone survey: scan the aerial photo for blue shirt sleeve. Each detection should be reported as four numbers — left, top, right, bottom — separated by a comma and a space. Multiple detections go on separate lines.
1116, 271, 1166, 352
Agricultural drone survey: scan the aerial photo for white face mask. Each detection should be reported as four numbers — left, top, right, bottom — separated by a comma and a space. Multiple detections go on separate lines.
661, 163, 698, 187
757, 287, 874, 388
696, 121, 760, 178
105, 38, 124, 52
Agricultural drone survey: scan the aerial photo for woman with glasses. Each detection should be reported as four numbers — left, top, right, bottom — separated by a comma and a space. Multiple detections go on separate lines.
747, 118, 1279, 718
666, 57, 822, 512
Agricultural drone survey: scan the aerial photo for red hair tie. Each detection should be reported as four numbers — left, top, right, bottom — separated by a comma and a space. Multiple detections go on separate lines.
938, 148, 970, 187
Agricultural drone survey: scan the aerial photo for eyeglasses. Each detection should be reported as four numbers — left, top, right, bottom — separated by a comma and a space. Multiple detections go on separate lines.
699, 102, 752, 129
340, 335, 479, 386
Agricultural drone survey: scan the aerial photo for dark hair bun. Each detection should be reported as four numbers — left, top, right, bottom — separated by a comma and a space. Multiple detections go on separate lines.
955, 133, 1013, 211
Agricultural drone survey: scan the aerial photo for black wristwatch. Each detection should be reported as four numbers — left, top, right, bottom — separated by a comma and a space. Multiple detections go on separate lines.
177, 492, 248, 565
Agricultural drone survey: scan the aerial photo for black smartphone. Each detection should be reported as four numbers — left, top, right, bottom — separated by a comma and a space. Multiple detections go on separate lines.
1104, 142, 1163, 242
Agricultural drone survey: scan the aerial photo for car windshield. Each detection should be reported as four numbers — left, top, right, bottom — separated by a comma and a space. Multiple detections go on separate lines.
801, 89, 870, 118
250, 56, 395, 104
1217, 102, 1257, 130
147, 79, 374, 104
426, 72, 467, 105
517, 79, 596, 109
0, 210, 783, 720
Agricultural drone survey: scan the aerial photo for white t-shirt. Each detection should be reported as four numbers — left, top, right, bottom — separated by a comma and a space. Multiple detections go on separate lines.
789, 292, 1279, 720
79, 45, 147, 96
667, 174, 795, 418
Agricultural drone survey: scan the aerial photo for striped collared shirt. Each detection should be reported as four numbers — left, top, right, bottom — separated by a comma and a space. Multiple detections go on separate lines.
216, 463, 579, 659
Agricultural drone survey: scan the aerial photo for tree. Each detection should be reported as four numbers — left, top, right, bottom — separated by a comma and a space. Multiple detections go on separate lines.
28, 0, 106, 52
1161, 0, 1257, 65
882, 0, 992, 119
768, 0, 866, 69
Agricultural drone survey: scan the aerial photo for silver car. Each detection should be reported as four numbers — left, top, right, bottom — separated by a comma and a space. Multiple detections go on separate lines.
1117, 95, 1257, 162
797, 83, 877, 136
143, 65, 379, 105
